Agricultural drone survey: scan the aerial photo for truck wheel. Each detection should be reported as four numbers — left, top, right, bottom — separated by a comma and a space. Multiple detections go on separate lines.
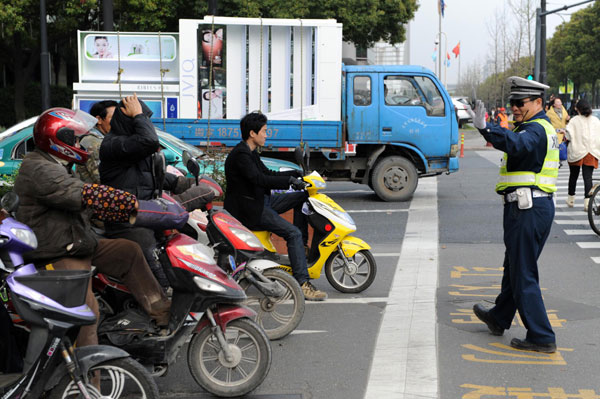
371, 156, 418, 202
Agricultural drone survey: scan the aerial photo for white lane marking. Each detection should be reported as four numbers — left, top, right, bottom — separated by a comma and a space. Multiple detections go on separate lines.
325, 190, 372, 194
365, 178, 438, 399
306, 297, 389, 305
555, 220, 590, 225
564, 229, 596, 236
289, 330, 328, 335
577, 242, 600, 249
592, 257, 600, 264
347, 209, 409, 213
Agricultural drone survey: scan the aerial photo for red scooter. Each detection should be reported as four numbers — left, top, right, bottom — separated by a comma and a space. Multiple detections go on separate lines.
92, 154, 272, 398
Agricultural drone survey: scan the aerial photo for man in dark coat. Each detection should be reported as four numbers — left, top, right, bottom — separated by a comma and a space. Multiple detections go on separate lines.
224, 111, 327, 301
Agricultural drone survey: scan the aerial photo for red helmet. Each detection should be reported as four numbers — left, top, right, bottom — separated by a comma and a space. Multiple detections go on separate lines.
33, 108, 97, 165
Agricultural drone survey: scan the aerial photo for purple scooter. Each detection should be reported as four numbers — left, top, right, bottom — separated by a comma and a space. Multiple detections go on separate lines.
0, 192, 159, 399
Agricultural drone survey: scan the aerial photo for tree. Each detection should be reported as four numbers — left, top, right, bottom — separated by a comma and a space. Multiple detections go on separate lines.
547, 3, 600, 105
186, 0, 418, 48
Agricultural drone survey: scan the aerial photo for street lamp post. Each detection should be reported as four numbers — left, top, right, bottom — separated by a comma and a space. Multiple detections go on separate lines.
103, 0, 114, 31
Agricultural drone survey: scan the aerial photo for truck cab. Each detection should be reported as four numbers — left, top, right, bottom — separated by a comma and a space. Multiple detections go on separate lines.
341, 65, 459, 201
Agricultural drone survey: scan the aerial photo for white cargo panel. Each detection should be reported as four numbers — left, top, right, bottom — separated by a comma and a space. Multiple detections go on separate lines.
179, 17, 342, 122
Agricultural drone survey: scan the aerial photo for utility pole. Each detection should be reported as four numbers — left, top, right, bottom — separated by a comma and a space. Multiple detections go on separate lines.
40, 0, 51, 111
103, 0, 114, 31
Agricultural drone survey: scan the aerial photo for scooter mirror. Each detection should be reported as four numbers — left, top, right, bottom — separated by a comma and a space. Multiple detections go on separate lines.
304, 145, 310, 172
152, 151, 167, 198
183, 150, 201, 185
294, 146, 306, 174
1, 192, 19, 213
182, 150, 192, 167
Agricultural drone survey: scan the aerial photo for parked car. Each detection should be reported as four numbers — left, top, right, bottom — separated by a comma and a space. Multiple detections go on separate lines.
452, 96, 473, 128
0, 118, 300, 178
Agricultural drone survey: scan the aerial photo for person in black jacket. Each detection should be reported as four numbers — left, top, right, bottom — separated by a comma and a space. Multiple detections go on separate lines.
224, 111, 327, 301
99, 94, 208, 288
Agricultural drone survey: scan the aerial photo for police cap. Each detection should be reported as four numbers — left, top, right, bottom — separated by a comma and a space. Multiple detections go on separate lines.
507, 76, 549, 100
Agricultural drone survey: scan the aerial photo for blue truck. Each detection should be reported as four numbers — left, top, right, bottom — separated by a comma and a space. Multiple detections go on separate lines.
154, 65, 459, 201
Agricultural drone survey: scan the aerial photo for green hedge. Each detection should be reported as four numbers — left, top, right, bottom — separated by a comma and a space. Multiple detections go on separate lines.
0, 83, 73, 130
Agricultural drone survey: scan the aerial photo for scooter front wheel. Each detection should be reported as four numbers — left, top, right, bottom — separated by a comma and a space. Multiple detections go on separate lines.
50, 357, 159, 399
325, 249, 377, 293
240, 268, 305, 340
187, 318, 272, 397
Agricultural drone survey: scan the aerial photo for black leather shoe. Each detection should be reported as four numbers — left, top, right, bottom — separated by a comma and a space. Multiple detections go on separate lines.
472, 304, 504, 336
510, 338, 556, 353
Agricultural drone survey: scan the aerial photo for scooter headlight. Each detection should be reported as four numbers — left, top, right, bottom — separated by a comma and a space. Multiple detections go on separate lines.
193, 276, 227, 293
10, 228, 37, 250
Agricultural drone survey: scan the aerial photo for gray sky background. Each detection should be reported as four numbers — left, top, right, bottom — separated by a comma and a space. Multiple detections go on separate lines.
409, 0, 593, 86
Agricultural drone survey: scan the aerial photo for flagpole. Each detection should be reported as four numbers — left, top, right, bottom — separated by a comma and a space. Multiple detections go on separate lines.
438, 1, 442, 80
458, 41, 461, 89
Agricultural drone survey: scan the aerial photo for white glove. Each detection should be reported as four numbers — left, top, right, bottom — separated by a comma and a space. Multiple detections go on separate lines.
468, 100, 487, 129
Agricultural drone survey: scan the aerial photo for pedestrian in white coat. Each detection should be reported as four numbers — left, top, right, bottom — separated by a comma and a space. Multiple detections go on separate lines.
565, 99, 600, 211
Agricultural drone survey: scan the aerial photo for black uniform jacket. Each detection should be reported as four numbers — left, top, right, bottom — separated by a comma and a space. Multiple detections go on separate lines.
224, 141, 298, 229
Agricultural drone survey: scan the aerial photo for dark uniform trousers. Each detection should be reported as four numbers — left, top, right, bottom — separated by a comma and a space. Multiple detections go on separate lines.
490, 196, 556, 344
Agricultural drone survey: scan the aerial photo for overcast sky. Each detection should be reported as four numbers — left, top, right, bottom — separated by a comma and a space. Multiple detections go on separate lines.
409, 0, 593, 86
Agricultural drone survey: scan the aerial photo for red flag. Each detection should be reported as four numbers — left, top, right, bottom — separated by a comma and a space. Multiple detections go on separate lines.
447, 52, 451, 60
452, 42, 460, 58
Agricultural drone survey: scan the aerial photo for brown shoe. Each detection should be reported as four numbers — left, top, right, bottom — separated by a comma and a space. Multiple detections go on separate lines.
301, 281, 327, 301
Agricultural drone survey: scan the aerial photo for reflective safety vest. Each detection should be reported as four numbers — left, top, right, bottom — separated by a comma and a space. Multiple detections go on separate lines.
496, 118, 559, 194
498, 113, 509, 129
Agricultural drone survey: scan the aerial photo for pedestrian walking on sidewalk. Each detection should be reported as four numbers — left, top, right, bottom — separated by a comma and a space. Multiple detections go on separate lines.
467, 76, 559, 353
564, 99, 600, 211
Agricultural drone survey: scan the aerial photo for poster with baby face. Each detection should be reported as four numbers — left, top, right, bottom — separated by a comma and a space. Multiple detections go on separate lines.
84, 34, 176, 61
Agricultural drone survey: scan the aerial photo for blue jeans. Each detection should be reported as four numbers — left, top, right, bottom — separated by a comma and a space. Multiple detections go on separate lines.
255, 192, 309, 285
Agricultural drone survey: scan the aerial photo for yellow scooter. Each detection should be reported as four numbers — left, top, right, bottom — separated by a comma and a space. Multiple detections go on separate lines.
253, 167, 377, 293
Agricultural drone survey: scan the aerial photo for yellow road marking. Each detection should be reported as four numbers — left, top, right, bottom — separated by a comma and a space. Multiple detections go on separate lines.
461, 343, 572, 365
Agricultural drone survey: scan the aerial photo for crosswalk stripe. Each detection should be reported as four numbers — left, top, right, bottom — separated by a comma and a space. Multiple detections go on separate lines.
555, 220, 590, 225
555, 211, 589, 216
564, 229, 596, 236
591, 257, 600, 264
577, 242, 600, 249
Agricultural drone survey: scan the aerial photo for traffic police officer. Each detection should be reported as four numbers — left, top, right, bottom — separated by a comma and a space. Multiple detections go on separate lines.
470, 76, 559, 353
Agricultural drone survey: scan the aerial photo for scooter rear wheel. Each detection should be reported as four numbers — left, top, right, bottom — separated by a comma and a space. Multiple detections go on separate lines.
240, 268, 305, 340
325, 249, 377, 293
187, 318, 272, 398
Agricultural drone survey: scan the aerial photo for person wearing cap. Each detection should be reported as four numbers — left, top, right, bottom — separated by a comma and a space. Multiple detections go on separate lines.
495, 107, 509, 129
468, 76, 559, 353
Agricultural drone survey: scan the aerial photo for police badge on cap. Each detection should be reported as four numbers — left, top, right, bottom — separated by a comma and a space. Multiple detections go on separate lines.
507, 76, 550, 100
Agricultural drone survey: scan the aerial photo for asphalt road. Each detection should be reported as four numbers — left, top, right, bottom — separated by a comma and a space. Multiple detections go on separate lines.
155, 139, 600, 398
